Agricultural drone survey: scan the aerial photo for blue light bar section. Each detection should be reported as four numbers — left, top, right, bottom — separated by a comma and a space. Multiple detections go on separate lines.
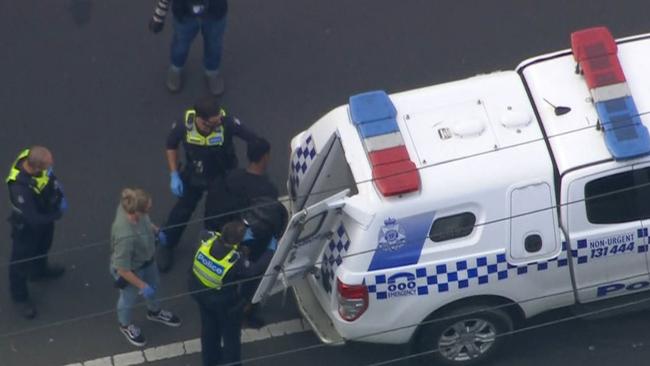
595, 96, 650, 160
357, 118, 400, 138
349, 90, 397, 125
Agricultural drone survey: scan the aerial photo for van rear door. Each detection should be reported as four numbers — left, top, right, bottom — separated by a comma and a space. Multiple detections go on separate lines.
253, 189, 349, 303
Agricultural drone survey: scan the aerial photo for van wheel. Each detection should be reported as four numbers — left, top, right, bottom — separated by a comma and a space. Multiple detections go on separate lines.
412, 306, 513, 366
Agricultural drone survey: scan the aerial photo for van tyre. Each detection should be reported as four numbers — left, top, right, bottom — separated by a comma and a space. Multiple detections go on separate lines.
412, 306, 513, 366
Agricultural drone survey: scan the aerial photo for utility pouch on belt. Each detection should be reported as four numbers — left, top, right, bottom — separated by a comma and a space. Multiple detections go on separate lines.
113, 258, 154, 289
114, 276, 129, 289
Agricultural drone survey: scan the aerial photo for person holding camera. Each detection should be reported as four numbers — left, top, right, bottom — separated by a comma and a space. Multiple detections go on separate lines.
148, 0, 229, 95
110, 188, 181, 347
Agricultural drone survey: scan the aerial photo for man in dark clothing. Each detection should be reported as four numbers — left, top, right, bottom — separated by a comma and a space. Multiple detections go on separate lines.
190, 220, 275, 366
149, 0, 229, 95
205, 138, 287, 327
158, 96, 258, 273
204, 137, 280, 234
6, 146, 67, 319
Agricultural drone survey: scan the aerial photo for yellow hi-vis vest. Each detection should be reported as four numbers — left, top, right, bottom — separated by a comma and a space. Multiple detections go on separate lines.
184, 109, 227, 146
5, 149, 50, 194
192, 233, 240, 289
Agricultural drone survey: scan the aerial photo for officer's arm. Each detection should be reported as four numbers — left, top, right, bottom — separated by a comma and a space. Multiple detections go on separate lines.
9, 185, 62, 225
239, 249, 273, 277
165, 122, 184, 172
166, 149, 179, 173
230, 118, 259, 143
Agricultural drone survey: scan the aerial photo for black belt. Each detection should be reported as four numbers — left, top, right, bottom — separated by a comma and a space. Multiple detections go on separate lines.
139, 258, 154, 270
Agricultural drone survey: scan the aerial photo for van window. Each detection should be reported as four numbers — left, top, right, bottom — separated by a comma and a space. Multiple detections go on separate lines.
584, 168, 650, 224
429, 212, 476, 242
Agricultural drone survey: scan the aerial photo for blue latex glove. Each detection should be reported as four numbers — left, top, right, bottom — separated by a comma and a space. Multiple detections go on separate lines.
157, 230, 168, 246
267, 236, 278, 252
140, 284, 156, 300
243, 227, 255, 241
47, 167, 54, 177
59, 198, 68, 213
170, 171, 183, 197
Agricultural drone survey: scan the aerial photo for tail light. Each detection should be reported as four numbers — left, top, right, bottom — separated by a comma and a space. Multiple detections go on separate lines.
337, 278, 368, 321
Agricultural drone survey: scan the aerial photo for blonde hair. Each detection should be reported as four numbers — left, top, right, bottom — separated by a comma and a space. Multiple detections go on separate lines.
120, 188, 151, 214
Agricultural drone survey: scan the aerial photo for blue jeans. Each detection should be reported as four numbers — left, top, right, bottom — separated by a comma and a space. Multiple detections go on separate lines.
111, 264, 161, 326
170, 16, 227, 72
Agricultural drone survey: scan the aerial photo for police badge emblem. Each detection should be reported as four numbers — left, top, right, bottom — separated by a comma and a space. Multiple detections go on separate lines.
378, 217, 406, 252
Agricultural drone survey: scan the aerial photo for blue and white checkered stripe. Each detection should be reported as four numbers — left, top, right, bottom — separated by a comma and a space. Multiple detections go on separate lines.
570, 229, 648, 265
289, 134, 316, 193
320, 222, 350, 293
367, 243, 570, 300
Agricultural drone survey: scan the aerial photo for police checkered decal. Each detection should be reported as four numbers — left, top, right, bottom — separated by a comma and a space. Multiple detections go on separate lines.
637, 228, 649, 253
320, 222, 350, 293
367, 244, 570, 300
289, 134, 316, 193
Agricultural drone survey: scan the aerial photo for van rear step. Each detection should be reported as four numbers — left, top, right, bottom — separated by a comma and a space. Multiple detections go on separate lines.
293, 278, 345, 345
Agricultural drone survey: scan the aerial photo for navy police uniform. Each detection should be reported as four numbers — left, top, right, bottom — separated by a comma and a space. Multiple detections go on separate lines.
162, 109, 258, 251
6, 149, 65, 303
190, 231, 272, 366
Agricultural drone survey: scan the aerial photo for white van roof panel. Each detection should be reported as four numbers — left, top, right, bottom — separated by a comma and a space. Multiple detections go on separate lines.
519, 34, 650, 174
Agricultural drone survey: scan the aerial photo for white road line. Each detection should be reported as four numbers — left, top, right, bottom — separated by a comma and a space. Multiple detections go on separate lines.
62, 319, 310, 366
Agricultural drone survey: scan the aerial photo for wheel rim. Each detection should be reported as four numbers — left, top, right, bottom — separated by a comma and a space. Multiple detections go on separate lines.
437, 318, 497, 362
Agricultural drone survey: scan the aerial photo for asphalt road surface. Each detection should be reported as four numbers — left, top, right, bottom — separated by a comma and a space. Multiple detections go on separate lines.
1, 0, 650, 365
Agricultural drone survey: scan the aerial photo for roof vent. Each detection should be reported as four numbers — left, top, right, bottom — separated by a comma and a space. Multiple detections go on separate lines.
501, 109, 532, 129
451, 118, 486, 138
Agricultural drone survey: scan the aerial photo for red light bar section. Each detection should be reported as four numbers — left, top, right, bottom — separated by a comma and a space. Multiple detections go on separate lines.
571, 26, 617, 62
368, 146, 410, 166
571, 26, 626, 88
372, 159, 420, 197
580, 54, 626, 88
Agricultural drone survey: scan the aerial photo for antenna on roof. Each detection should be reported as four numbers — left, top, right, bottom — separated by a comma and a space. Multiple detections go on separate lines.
543, 98, 572, 116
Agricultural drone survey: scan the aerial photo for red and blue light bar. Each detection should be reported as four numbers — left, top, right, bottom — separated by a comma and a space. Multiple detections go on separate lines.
349, 91, 420, 197
571, 26, 650, 160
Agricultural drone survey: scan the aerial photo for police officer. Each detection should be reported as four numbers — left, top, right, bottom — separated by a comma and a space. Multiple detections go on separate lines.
6, 146, 67, 319
159, 96, 258, 273
189, 220, 275, 366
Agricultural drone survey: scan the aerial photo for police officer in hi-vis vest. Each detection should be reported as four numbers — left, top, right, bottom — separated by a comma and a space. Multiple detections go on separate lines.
159, 96, 258, 273
6, 146, 68, 319
189, 220, 276, 366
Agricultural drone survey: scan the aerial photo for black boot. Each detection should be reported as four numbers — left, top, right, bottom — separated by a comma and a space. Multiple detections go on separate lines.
242, 303, 266, 329
15, 300, 37, 319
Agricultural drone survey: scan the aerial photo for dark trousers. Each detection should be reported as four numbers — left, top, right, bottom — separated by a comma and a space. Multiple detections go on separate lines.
9, 222, 55, 302
164, 176, 227, 247
195, 291, 243, 366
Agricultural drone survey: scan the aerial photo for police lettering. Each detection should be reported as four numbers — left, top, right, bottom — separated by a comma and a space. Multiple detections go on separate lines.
197, 253, 225, 275
596, 280, 650, 297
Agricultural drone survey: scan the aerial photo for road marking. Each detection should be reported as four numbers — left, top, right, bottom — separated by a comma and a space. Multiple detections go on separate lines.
62, 319, 310, 366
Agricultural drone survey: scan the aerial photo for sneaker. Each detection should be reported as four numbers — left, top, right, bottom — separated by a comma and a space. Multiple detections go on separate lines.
30, 264, 65, 281
205, 70, 225, 95
119, 324, 146, 347
147, 309, 182, 327
15, 300, 37, 320
166, 65, 182, 93
156, 246, 174, 273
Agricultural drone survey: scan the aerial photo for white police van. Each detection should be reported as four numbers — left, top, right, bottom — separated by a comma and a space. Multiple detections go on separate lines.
254, 27, 650, 365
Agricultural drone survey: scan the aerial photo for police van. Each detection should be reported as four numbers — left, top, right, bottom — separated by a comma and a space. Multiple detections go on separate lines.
253, 27, 650, 365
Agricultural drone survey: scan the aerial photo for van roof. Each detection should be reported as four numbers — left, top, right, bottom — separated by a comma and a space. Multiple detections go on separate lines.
331, 71, 554, 200
519, 33, 650, 175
